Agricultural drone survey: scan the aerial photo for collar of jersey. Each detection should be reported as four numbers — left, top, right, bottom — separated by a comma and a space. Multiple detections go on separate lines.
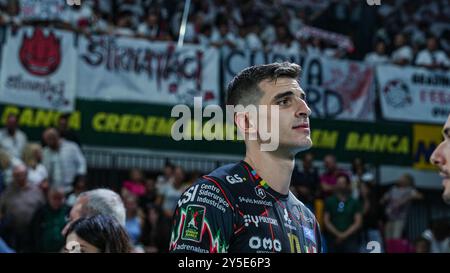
240, 160, 289, 199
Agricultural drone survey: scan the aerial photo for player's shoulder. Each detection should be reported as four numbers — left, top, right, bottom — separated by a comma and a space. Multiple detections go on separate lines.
203, 161, 253, 191
180, 162, 250, 204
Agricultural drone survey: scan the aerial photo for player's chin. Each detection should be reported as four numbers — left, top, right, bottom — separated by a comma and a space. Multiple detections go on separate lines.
285, 137, 312, 152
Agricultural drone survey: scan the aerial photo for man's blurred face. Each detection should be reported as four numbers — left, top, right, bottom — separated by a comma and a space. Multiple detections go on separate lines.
58, 117, 68, 131
430, 115, 450, 204
174, 167, 185, 185
335, 176, 349, 194
70, 195, 87, 222
324, 155, 336, 171
44, 131, 59, 150
394, 34, 405, 47
13, 165, 27, 187
303, 153, 313, 169
427, 38, 437, 51
48, 190, 65, 210
62, 195, 88, 236
6, 115, 17, 131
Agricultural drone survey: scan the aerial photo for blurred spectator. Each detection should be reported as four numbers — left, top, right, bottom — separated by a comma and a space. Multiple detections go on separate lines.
116, 0, 144, 29
89, 8, 112, 34
291, 152, 319, 210
414, 236, 431, 253
22, 143, 48, 190
320, 154, 348, 198
140, 204, 170, 253
245, 24, 264, 51
359, 182, 384, 252
123, 194, 143, 247
42, 128, 87, 194
0, 113, 28, 160
158, 166, 187, 219
391, 33, 414, 65
381, 173, 423, 240
415, 35, 450, 69
364, 40, 389, 65
272, 24, 300, 55
122, 168, 146, 198
30, 187, 70, 252
66, 175, 87, 208
113, 11, 136, 36
307, 37, 324, 55
0, 164, 45, 252
63, 2, 93, 30
63, 189, 126, 236
0, 148, 23, 187
324, 174, 362, 253
213, 20, 237, 48
57, 114, 80, 147
64, 214, 131, 253
0, 0, 20, 26
350, 157, 374, 200
139, 177, 158, 209
198, 23, 218, 47
421, 219, 450, 253
137, 10, 170, 40
156, 162, 175, 191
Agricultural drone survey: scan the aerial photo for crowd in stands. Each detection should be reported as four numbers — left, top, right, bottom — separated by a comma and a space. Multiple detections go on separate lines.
0, 113, 448, 253
0, 0, 448, 68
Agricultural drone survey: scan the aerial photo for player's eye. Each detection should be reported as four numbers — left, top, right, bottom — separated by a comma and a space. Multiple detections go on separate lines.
277, 98, 290, 106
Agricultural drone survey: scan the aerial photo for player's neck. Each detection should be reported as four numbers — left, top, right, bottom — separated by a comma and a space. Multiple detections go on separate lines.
244, 150, 294, 195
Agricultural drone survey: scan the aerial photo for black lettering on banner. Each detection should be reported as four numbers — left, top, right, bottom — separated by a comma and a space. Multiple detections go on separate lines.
306, 58, 322, 86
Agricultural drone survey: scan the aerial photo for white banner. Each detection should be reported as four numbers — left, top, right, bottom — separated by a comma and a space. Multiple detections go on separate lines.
300, 55, 375, 121
0, 27, 77, 111
77, 36, 220, 105
222, 48, 375, 121
377, 65, 450, 123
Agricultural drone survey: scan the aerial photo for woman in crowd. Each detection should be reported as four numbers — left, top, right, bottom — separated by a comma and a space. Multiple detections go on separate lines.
64, 214, 131, 253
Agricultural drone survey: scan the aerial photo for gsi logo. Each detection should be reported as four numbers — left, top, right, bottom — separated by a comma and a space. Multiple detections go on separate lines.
367, 0, 381, 5
177, 185, 199, 207
66, 0, 81, 6
226, 174, 244, 184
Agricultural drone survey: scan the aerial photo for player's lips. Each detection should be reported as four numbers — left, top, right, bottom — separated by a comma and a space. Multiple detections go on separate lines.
439, 171, 450, 187
292, 123, 309, 130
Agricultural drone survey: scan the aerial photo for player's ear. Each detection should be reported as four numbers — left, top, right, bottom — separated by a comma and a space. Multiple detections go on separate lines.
235, 111, 257, 136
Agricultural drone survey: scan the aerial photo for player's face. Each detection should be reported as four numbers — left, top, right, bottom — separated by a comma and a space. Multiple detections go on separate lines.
258, 77, 312, 153
430, 115, 450, 204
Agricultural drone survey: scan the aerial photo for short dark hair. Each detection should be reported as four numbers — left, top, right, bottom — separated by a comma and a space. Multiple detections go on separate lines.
226, 62, 301, 107
66, 214, 131, 253
336, 173, 351, 185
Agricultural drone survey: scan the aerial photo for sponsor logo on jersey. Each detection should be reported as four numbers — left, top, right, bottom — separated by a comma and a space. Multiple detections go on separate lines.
254, 187, 266, 199
238, 196, 273, 207
243, 215, 279, 227
303, 227, 316, 245
248, 236, 282, 252
226, 174, 246, 184
181, 205, 206, 242
178, 185, 199, 207
283, 208, 297, 230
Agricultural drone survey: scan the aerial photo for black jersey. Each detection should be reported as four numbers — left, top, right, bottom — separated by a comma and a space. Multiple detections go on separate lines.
169, 161, 322, 253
